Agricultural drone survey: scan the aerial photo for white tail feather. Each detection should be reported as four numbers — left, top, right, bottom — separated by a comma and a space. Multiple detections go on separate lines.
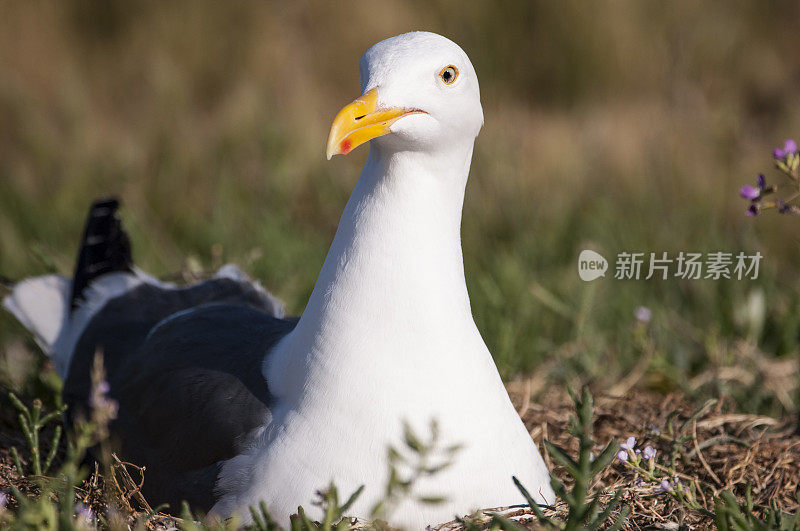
4, 271, 148, 379
2, 275, 71, 357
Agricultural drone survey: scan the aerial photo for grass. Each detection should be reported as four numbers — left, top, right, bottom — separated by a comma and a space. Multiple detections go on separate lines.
0, 1, 799, 528
1, 383, 797, 529
1, 2, 798, 416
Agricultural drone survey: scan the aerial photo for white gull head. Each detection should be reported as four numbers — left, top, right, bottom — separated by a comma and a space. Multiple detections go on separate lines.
327, 31, 483, 161
361, 32, 484, 153
216, 31, 554, 529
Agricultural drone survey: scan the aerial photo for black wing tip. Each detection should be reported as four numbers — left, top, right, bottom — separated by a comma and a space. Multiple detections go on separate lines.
69, 196, 134, 310
88, 196, 121, 215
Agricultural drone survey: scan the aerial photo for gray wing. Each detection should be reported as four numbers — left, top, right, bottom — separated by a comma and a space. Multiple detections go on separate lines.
63, 278, 296, 512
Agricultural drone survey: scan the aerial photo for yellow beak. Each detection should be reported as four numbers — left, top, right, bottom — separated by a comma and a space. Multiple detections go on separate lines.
326, 88, 420, 160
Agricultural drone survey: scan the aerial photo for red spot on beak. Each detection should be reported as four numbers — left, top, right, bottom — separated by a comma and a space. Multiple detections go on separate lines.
340, 139, 352, 154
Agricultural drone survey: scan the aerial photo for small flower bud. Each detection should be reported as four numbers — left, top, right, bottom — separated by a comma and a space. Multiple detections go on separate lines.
634, 306, 652, 323
643, 445, 656, 459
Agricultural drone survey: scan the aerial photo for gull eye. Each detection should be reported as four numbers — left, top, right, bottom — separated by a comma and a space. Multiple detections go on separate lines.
439, 65, 458, 85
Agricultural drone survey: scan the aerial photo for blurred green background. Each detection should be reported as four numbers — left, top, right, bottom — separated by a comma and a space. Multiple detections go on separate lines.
1, 1, 798, 415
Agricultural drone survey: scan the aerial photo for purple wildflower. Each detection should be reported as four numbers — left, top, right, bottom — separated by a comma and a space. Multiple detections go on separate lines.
616, 449, 629, 462
90, 378, 119, 420
621, 436, 636, 451
643, 445, 656, 460
739, 185, 759, 200
740, 174, 773, 203
774, 139, 798, 159
634, 306, 651, 323
654, 479, 673, 493
740, 173, 773, 208
747, 204, 760, 217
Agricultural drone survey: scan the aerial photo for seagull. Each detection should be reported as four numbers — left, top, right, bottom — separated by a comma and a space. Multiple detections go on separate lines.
3, 32, 554, 528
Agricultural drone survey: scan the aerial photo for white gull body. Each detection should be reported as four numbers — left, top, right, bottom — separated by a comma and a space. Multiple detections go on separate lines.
3, 32, 554, 529
214, 32, 554, 526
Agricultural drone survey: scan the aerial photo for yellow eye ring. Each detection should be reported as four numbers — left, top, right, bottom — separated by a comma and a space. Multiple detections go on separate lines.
439, 65, 458, 85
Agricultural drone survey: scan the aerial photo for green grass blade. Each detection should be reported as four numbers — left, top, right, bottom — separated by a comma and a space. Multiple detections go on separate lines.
544, 440, 579, 477
339, 484, 363, 515
512, 476, 552, 526
590, 440, 619, 476
43, 425, 61, 474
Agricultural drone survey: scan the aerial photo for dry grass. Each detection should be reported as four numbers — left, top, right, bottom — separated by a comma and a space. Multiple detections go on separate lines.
436, 387, 799, 529
518, 389, 798, 529
1, 384, 797, 529
2, 1, 800, 416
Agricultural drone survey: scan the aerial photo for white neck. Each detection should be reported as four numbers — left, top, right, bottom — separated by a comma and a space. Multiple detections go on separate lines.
267, 140, 478, 399
237, 139, 556, 527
